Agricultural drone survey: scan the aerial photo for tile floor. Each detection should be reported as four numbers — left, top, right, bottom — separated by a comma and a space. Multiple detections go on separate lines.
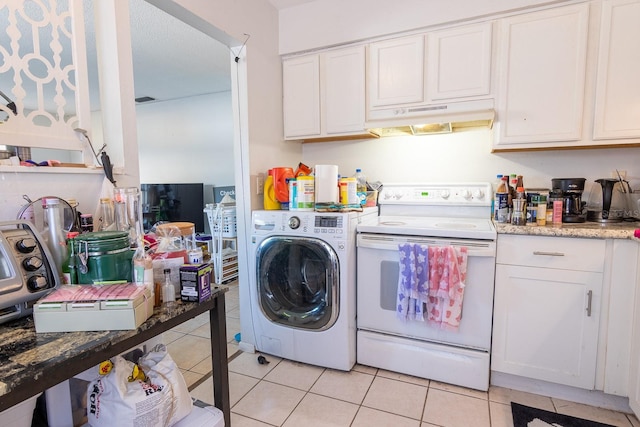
164, 282, 640, 427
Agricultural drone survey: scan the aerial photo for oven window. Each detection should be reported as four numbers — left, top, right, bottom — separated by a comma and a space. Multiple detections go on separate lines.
380, 260, 399, 311
256, 236, 339, 330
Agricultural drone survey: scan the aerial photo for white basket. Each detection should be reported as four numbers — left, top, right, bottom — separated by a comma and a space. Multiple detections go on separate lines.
212, 215, 237, 237
206, 206, 237, 237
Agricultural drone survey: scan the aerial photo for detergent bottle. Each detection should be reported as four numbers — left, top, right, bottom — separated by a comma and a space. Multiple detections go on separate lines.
264, 170, 281, 210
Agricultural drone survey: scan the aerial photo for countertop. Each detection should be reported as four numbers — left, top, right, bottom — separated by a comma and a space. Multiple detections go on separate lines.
0, 288, 230, 425
494, 220, 640, 240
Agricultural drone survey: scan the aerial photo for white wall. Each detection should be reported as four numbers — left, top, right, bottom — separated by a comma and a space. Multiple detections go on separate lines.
302, 130, 640, 196
136, 92, 234, 187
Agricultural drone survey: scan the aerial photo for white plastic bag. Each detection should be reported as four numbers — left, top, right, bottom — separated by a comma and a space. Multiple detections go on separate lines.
87, 344, 192, 427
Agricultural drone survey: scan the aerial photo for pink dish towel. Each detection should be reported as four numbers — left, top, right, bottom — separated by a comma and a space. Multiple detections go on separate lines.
427, 246, 468, 331
396, 243, 429, 321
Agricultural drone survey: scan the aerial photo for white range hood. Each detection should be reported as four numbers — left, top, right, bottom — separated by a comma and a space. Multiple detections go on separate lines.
365, 99, 495, 136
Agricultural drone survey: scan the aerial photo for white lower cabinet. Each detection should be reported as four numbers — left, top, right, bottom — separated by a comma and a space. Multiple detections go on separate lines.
628, 244, 640, 418
492, 235, 605, 389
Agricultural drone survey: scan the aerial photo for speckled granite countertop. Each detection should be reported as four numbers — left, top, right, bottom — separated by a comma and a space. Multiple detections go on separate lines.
0, 287, 228, 412
494, 220, 640, 240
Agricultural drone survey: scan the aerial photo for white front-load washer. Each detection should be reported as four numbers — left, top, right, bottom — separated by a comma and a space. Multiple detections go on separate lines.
246, 208, 377, 370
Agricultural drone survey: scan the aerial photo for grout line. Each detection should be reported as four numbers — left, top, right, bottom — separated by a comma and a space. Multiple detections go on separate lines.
187, 348, 243, 392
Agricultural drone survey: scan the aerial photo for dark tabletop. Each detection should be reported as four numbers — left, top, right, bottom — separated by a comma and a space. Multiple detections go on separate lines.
0, 286, 228, 412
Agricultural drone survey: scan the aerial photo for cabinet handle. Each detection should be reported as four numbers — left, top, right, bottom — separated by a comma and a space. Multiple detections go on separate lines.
532, 251, 565, 256
586, 290, 593, 317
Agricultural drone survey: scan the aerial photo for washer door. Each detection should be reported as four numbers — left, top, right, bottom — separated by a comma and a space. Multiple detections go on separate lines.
256, 236, 339, 331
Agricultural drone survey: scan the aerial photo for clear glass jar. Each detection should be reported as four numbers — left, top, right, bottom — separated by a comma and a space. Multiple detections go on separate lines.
113, 187, 143, 246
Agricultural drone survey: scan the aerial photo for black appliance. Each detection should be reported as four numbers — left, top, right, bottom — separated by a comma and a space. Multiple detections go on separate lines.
551, 178, 586, 223
140, 183, 205, 232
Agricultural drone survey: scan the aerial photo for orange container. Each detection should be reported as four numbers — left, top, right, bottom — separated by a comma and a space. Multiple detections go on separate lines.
272, 167, 295, 203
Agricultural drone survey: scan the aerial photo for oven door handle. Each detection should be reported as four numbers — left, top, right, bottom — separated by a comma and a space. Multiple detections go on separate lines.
357, 235, 496, 257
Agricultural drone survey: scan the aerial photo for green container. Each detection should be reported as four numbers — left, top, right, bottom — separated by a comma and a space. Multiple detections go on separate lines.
74, 231, 133, 284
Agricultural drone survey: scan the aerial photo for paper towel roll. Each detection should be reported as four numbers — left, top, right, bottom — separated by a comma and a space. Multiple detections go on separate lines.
314, 165, 339, 203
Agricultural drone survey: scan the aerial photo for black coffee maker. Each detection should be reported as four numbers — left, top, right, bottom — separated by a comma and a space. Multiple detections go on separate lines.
551, 178, 586, 223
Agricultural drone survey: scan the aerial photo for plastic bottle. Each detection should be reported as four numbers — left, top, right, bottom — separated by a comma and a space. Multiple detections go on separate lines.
354, 168, 367, 206
288, 178, 298, 211
495, 176, 510, 223
133, 236, 154, 294
263, 170, 280, 210
62, 231, 80, 284
162, 268, 176, 312
493, 174, 503, 219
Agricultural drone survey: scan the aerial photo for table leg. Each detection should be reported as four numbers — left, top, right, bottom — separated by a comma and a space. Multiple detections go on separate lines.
209, 292, 230, 426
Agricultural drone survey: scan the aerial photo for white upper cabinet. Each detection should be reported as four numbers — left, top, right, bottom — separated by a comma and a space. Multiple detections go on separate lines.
368, 35, 426, 108
426, 23, 493, 101
283, 45, 369, 141
283, 55, 321, 138
593, 0, 640, 140
494, 3, 590, 148
367, 23, 493, 113
322, 46, 367, 135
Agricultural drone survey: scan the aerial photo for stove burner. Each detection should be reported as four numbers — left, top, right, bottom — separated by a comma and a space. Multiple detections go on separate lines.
380, 221, 407, 226
434, 223, 477, 229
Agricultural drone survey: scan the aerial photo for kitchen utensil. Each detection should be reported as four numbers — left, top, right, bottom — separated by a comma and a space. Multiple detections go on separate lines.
0, 220, 60, 325
585, 178, 626, 222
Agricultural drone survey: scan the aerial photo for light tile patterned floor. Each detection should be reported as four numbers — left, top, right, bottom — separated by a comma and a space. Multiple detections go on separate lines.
164, 282, 640, 426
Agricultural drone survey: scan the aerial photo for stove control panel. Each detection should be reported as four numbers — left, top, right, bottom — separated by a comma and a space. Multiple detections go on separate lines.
379, 183, 492, 206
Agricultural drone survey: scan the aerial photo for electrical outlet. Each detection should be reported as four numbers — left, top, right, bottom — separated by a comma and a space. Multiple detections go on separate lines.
256, 173, 265, 195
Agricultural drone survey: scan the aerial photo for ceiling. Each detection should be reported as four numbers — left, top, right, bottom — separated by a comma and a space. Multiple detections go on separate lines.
125, 0, 321, 106
1, 0, 317, 114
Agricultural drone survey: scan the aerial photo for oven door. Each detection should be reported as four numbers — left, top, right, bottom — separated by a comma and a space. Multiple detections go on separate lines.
356, 233, 496, 351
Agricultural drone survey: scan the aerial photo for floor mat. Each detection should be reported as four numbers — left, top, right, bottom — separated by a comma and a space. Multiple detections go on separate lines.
511, 402, 616, 427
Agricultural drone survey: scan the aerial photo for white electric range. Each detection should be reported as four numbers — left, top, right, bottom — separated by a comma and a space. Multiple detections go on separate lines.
356, 182, 497, 391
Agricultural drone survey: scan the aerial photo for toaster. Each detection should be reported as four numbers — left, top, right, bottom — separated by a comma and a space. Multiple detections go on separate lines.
0, 220, 60, 325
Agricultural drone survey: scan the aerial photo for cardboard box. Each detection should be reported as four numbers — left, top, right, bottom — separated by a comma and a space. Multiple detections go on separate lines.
180, 263, 212, 303
33, 284, 154, 333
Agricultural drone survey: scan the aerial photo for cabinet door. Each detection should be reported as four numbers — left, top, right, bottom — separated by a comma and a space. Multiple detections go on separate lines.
593, 0, 640, 140
426, 22, 492, 101
283, 55, 320, 139
629, 246, 640, 418
368, 35, 425, 108
492, 264, 602, 389
322, 46, 366, 135
495, 4, 589, 146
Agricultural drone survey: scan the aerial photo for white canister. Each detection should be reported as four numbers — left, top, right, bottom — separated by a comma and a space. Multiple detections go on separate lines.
296, 176, 314, 211
314, 165, 339, 203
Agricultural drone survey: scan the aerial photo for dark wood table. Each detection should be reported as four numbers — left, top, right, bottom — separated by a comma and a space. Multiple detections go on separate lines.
0, 286, 230, 426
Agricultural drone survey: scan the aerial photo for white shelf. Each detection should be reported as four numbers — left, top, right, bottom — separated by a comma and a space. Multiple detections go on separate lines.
0, 165, 105, 175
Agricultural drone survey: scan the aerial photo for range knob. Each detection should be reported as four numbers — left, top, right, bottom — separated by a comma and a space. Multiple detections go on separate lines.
461, 189, 472, 200
440, 190, 450, 199
474, 189, 485, 200
16, 237, 37, 253
27, 275, 49, 291
22, 256, 43, 272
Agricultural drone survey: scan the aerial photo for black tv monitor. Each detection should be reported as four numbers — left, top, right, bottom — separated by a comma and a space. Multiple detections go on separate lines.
140, 183, 205, 233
